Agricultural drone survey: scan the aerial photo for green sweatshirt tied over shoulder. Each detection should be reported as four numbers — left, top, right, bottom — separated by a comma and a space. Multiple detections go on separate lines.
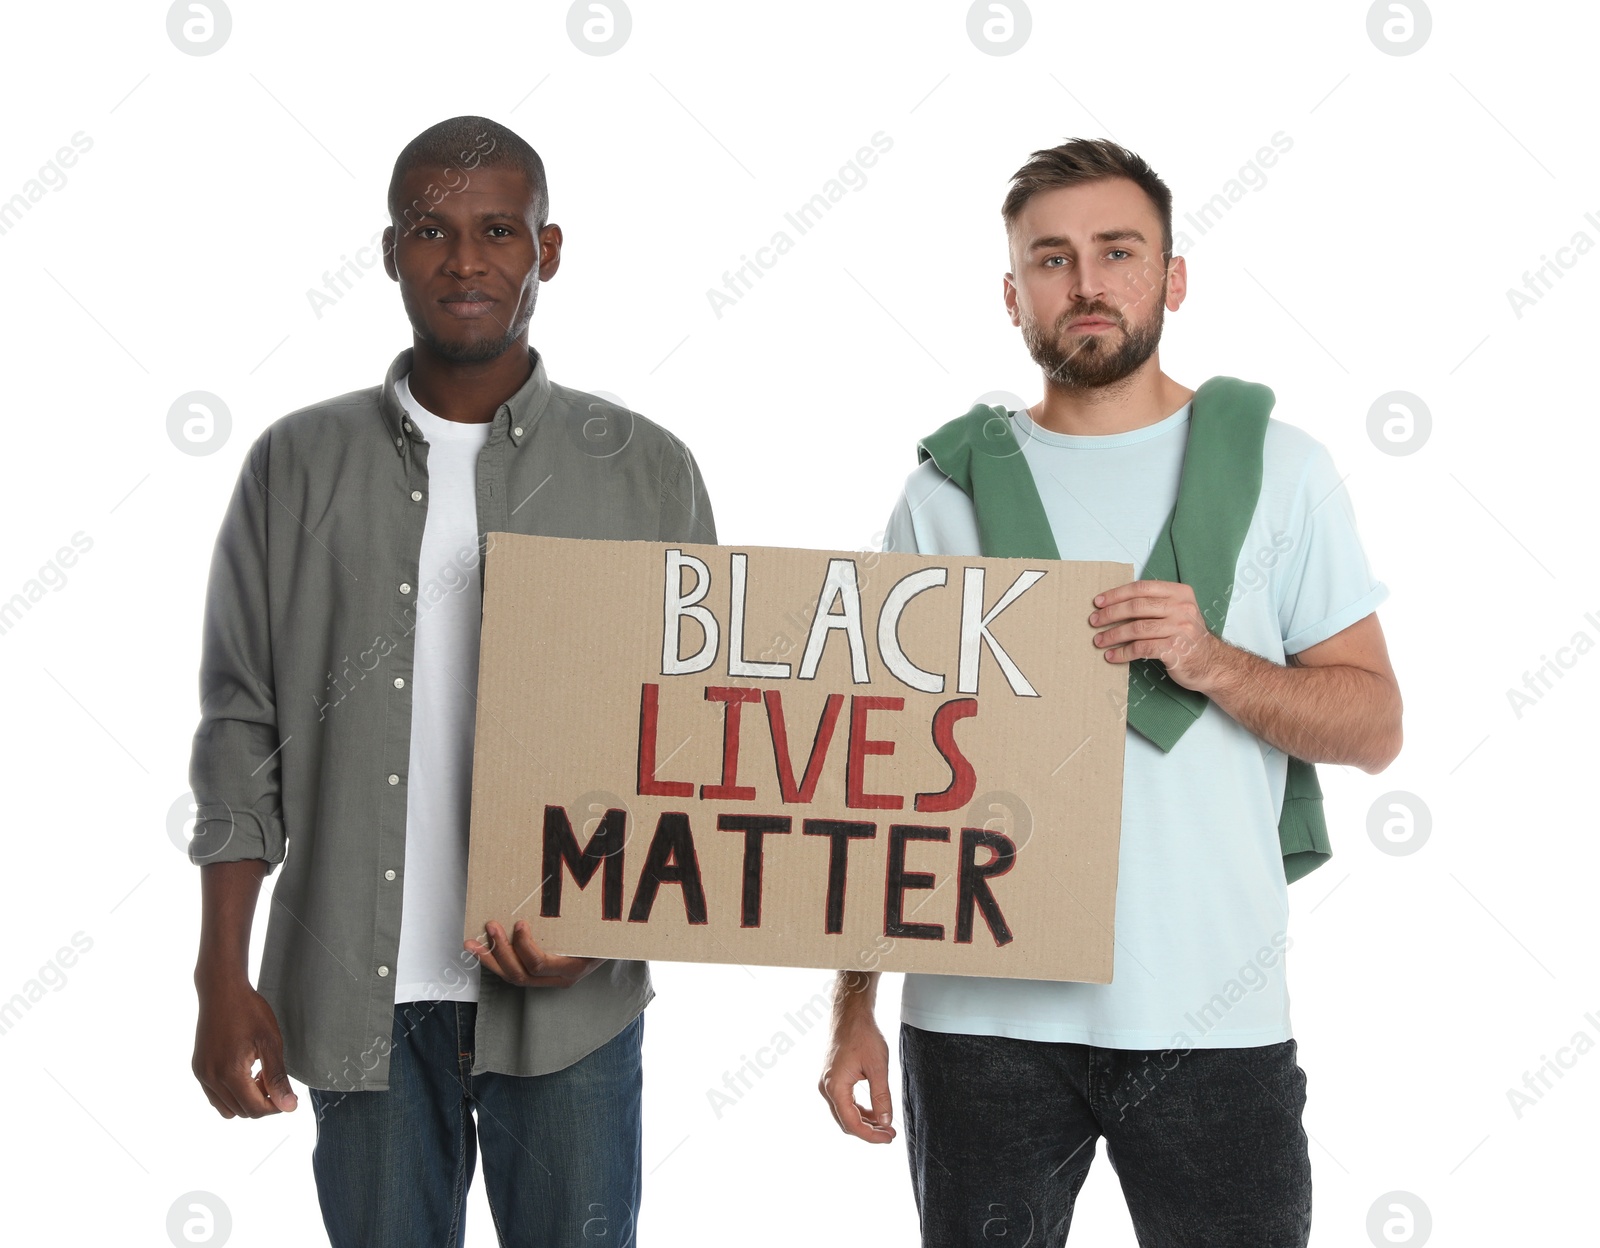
916, 376, 1330, 883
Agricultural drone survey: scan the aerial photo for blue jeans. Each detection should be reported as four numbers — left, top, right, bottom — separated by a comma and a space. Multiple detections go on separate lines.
310, 1000, 643, 1247
900, 1024, 1311, 1247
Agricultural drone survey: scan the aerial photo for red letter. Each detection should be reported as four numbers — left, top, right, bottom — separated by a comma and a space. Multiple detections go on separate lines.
914, 698, 979, 814
702, 686, 761, 801
765, 691, 843, 804
846, 696, 904, 810
637, 682, 693, 797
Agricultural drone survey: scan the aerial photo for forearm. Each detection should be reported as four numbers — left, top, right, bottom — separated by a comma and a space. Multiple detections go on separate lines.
196, 859, 270, 990
832, 968, 881, 1020
1194, 642, 1401, 772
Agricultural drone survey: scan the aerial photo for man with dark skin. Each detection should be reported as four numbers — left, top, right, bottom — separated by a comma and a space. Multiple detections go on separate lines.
189, 116, 714, 1246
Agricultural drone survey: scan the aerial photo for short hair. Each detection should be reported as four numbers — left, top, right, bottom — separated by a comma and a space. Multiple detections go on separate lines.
1001, 138, 1173, 261
387, 115, 549, 229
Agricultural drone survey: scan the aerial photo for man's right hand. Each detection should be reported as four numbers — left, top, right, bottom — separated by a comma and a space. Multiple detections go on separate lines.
192, 976, 298, 1118
818, 972, 895, 1143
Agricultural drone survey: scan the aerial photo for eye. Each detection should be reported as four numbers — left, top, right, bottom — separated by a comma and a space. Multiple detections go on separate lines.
417, 226, 444, 240
1107, 248, 1131, 260
487, 225, 513, 238
1044, 255, 1069, 268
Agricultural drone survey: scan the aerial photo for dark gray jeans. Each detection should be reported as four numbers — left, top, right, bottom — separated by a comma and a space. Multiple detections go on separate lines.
901, 1024, 1312, 1247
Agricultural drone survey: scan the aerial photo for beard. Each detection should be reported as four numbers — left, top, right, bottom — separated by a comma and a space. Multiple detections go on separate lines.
1020, 289, 1165, 391
411, 289, 537, 365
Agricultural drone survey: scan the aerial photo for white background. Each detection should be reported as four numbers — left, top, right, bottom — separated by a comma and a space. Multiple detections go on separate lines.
1, 1, 1595, 1244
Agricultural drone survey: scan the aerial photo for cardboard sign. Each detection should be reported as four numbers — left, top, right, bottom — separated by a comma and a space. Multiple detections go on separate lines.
464, 535, 1132, 983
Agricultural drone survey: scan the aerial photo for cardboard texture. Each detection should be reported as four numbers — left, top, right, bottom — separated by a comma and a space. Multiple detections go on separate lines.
464, 534, 1132, 983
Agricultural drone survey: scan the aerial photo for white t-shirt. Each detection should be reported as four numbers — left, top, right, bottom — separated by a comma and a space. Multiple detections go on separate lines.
392, 374, 492, 1004
886, 400, 1389, 1050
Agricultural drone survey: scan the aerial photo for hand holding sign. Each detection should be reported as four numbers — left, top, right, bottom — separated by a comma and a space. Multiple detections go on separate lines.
465, 919, 603, 989
1090, 579, 1225, 690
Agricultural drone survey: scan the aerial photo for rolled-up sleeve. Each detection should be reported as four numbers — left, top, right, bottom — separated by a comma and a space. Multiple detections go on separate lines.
187, 432, 287, 870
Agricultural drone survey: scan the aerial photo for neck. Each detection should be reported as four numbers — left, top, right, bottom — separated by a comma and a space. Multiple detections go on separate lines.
406, 336, 534, 424
1028, 357, 1193, 437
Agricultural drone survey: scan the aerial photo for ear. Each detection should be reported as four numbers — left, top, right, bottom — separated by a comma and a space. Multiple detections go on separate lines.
381, 225, 398, 281
1002, 273, 1021, 327
538, 223, 564, 282
1165, 254, 1187, 312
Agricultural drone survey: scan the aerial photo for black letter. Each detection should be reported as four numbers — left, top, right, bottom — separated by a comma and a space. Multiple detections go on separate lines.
718, 814, 792, 927
955, 827, 1015, 945
802, 819, 876, 934
885, 824, 949, 941
628, 812, 709, 924
541, 804, 625, 920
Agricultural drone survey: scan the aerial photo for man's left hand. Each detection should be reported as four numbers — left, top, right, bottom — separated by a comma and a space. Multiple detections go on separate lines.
465, 920, 603, 989
1089, 579, 1225, 693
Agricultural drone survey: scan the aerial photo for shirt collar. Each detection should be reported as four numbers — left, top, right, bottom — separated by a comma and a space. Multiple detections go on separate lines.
380, 346, 553, 455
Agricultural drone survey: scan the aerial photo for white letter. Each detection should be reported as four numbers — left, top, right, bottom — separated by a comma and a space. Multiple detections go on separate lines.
798, 559, 870, 683
727, 552, 790, 678
662, 548, 718, 675
958, 568, 1044, 696
878, 567, 946, 693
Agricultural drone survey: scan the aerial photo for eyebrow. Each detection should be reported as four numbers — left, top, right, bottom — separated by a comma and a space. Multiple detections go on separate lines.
409, 209, 525, 225
1027, 228, 1148, 252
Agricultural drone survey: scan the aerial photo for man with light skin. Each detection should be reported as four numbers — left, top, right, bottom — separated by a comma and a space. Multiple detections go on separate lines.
819, 139, 1401, 1246
188, 115, 714, 1246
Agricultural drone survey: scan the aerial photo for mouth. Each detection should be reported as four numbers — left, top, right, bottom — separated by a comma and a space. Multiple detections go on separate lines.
440, 292, 499, 320
1065, 317, 1118, 332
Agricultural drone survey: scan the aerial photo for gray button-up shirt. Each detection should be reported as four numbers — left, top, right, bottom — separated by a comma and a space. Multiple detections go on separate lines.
187, 347, 716, 1091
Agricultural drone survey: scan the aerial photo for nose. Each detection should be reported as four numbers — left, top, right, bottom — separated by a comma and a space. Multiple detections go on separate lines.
444, 234, 488, 282
1068, 255, 1107, 307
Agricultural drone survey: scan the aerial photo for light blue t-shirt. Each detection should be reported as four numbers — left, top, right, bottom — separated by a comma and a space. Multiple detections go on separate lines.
886, 400, 1389, 1050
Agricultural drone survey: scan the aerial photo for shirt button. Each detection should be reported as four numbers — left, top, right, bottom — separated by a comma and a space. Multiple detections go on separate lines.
395, 437, 403, 448
411, 490, 423, 502
399, 582, 411, 595
377, 965, 390, 977
393, 677, 405, 689
402, 421, 412, 432
387, 773, 399, 785
384, 869, 396, 881
513, 426, 524, 437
